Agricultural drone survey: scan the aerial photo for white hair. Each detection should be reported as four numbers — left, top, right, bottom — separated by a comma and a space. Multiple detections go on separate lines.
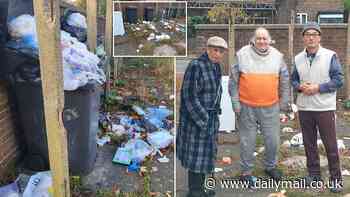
250, 27, 272, 44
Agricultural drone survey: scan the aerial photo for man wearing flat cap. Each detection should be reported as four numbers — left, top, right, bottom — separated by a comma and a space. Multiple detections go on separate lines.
229, 27, 290, 185
291, 22, 344, 192
177, 36, 227, 197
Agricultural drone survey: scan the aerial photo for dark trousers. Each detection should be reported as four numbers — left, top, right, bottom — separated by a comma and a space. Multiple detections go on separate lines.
299, 111, 341, 180
187, 171, 206, 197
187, 171, 216, 197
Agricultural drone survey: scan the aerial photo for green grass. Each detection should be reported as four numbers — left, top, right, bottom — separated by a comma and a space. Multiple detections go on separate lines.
159, 38, 174, 46
256, 134, 264, 147
96, 189, 116, 197
114, 79, 127, 87
94, 188, 143, 197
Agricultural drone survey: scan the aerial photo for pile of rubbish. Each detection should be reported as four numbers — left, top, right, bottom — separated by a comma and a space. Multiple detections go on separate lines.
0, 171, 53, 197
61, 30, 106, 90
127, 21, 172, 43
146, 32, 170, 42
282, 133, 347, 150
142, 21, 156, 31
128, 19, 184, 34
160, 20, 185, 33
6, 13, 105, 91
61, 9, 87, 42
127, 20, 184, 42
279, 104, 298, 123
97, 104, 174, 173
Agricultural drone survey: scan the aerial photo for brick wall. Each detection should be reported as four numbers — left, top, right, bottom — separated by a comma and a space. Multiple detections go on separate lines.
114, 2, 186, 19
256, 0, 274, 4
189, 24, 348, 97
295, 0, 344, 22
275, 0, 298, 23
188, 1, 345, 24
0, 81, 21, 177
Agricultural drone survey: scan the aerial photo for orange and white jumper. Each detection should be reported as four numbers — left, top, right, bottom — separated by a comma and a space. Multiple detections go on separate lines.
228, 45, 290, 111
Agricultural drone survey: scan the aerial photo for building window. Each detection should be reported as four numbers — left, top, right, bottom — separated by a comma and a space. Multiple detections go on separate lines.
296, 13, 308, 24
318, 13, 344, 23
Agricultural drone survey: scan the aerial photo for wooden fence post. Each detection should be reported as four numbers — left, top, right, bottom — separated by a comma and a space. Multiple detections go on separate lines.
289, 10, 295, 71
114, 58, 120, 82
87, 0, 97, 52
289, 10, 295, 100
156, 2, 159, 17
33, 0, 70, 196
346, 14, 350, 99
228, 9, 235, 75
105, 0, 113, 93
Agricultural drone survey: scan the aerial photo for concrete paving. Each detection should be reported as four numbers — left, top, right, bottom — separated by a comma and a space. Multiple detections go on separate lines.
82, 144, 174, 194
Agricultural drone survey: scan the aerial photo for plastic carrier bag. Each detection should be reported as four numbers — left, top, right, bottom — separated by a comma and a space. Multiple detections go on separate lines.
23, 171, 53, 197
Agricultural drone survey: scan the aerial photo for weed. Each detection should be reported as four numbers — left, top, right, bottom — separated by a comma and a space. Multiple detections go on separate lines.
96, 189, 116, 197
256, 134, 264, 147
115, 79, 127, 87
142, 156, 152, 197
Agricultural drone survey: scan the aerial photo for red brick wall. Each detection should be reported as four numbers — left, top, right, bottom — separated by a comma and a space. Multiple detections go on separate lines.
0, 82, 21, 177
295, 0, 344, 22
256, 0, 274, 4
189, 24, 348, 97
114, 2, 186, 19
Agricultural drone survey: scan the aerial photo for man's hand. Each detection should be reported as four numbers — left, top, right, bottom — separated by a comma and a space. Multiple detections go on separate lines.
231, 101, 241, 115
304, 84, 319, 95
234, 109, 240, 131
234, 108, 240, 114
299, 82, 308, 92
231, 102, 241, 131
300, 82, 319, 95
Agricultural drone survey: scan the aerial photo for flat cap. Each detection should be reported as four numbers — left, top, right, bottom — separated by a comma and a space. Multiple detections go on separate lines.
207, 36, 228, 49
302, 21, 321, 35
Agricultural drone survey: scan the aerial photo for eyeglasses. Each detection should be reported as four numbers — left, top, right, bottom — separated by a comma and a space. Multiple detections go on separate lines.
304, 33, 320, 37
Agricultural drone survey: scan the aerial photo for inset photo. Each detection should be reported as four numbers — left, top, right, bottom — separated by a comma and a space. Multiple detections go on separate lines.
113, 1, 187, 57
